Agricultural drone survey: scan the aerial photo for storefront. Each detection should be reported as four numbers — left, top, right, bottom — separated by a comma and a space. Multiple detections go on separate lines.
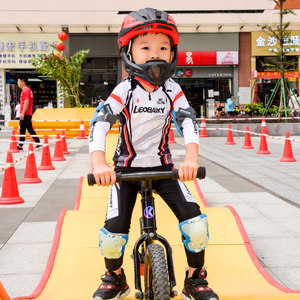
0, 33, 59, 121
174, 33, 239, 117
69, 34, 121, 106
251, 31, 300, 105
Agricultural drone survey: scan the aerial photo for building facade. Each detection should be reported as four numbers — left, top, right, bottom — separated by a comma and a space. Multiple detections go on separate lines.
251, 31, 300, 107
0, 0, 299, 119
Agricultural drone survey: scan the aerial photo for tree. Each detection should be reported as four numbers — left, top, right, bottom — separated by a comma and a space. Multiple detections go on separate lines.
259, 0, 299, 117
31, 47, 90, 107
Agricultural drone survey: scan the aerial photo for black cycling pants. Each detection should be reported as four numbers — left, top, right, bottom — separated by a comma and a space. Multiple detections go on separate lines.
19, 115, 40, 147
103, 164, 205, 271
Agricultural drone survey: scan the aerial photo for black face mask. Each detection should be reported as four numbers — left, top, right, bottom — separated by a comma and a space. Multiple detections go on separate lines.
137, 60, 171, 85
121, 47, 178, 86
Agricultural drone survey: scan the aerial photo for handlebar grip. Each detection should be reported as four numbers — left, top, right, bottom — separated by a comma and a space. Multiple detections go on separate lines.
87, 173, 122, 186
197, 167, 206, 179
172, 167, 206, 180
87, 173, 96, 186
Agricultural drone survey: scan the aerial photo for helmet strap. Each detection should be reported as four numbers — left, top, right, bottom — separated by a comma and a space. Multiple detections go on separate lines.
126, 40, 133, 62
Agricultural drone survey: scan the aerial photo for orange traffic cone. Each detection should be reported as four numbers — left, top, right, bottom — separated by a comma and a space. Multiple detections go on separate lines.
77, 120, 87, 139
199, 117, 208, 137
0, 281, 11, 300
169, 127, 176, 144
0, 152, 24, 205
61, 130, 70, 154
8, 130, 19, 153
261, 116, 268, 134
225, 124, 235, 145
280, 132, 296, 162
52, 134, 66, 161
256, 128, 271, 154
20, 142, 42, 184
38, 136, 55, 170
242, 126, 254, 149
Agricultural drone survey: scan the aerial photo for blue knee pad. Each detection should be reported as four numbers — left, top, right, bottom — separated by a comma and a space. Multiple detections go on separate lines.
179, 214, 209, 253
98, 227, 128, 259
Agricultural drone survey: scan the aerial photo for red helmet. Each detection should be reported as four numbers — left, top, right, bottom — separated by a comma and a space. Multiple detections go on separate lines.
118, 8, 179, 49
118, 8, 179, 86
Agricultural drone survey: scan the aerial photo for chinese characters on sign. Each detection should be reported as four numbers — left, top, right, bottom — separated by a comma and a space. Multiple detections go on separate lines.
0, 34, 58, 68
252, 71, 300, 79
255, 35, 300, 53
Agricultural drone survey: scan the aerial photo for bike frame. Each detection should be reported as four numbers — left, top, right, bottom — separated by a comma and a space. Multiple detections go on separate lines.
87, 168, 206, 299
132, 178, 176, 298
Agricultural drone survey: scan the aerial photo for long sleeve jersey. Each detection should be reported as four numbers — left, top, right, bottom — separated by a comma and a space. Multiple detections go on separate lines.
89, 77, 199, 168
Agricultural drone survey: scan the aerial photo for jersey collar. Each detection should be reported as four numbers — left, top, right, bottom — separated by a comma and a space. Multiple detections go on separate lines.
134, 76, 159, 91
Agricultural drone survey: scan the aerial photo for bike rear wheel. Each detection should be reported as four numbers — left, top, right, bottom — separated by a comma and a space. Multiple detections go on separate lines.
144, 243, 170, 300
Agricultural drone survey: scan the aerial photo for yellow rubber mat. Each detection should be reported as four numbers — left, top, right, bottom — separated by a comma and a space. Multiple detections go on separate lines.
13, 134, 300, 300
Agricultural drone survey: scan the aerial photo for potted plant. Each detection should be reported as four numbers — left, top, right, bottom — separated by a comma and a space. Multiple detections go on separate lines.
31, 46, 90, 107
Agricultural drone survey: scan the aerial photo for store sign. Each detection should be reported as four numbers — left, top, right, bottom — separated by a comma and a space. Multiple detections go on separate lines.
0, 34, 58, 68
177, 51, 239, 66
208, 72, 233, 78
252, 31, 300, 56
252, 71, 300, 79
216, 51, 239, 65
176, 69, 184, 77
185, 69, 192, 77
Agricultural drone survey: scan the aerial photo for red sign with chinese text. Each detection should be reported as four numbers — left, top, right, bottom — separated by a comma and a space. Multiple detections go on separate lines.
253, 71, 300, 79
177, 51, 239, 66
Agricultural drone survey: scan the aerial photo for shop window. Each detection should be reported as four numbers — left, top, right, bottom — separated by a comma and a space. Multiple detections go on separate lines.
80, 57, 118, 105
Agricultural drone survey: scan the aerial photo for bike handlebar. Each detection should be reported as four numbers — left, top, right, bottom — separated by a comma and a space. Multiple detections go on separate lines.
87, 167, 206, 186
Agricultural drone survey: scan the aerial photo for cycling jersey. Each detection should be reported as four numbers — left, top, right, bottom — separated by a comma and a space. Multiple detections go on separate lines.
89, 77, 199, 168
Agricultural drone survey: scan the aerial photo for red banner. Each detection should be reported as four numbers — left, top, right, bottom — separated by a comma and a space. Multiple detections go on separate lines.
178, 51, 216, 65
254, 71, 300, 79
177, 51, 239, 66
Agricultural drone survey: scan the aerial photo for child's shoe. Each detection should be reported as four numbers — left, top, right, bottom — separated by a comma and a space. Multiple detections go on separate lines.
182, 268, 219, 300
92, 269, 130, 300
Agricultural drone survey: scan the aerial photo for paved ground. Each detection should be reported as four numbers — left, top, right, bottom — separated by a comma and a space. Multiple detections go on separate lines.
0, 126, 300, 298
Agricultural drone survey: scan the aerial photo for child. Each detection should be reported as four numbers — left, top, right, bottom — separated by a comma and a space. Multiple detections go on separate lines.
89, 8, 218, 300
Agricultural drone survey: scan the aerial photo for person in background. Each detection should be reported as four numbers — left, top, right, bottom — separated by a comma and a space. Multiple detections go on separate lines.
17, 75, 41, 150
89, 96, 106, 127
226, 94, 235, 117
47, 100, 53, 108
14, 101, 20, 120
215, 102, 225, 118
234, 105, 239, 116
289, 90, 300, 117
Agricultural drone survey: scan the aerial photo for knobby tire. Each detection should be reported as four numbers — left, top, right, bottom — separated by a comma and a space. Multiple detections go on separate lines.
144, 243, 170, 300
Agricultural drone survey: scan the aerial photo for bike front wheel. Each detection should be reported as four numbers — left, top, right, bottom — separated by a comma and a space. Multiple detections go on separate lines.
144, 243, 170, 300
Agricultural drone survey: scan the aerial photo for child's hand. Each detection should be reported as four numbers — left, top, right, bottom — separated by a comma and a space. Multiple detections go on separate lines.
178, 142, 199, 181
93, 164, 116, 186
178, 160, 198, 181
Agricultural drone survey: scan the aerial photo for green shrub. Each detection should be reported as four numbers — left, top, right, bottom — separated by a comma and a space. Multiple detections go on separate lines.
268, 105, 279, 116
244, 104, 253, 113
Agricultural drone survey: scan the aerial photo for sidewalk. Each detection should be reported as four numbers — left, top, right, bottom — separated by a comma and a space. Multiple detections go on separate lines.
0, 129, 300, 298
